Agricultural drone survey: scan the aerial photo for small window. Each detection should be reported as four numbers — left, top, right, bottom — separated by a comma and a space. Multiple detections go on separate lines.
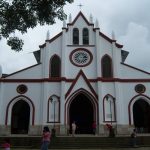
102, 55, 113, 78
83, 28, 89, 44
73, 28, 79, 44
135, 84, 146, 93
16, 84, 28, 94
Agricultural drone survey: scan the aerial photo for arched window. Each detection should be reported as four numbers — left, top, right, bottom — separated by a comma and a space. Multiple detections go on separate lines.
103, 95, 116, 122
101, 55, 113, 78
50, 55, 61, 77
48, 95, 60, 123
83, 28, 89, 44
73, 28, 79, 44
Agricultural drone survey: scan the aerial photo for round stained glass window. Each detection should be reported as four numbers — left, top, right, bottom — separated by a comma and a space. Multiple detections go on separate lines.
70, 49, 93, 67
135, 84, 146, 93
17, 84, 28, 94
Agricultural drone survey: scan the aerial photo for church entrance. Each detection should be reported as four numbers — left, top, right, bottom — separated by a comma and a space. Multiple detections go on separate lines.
133, 99, 150, 133
69, 93, 94, 134
11, 100, 30, 134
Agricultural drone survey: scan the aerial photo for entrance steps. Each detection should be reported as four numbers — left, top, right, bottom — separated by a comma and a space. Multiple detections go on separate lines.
0, 135, 150, 149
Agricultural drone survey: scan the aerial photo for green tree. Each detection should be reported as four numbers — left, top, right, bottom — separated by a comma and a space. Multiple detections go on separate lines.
0, 0, 73, 51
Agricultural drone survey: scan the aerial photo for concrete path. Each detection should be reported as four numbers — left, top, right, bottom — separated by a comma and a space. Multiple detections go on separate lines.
11, 147, 150, 150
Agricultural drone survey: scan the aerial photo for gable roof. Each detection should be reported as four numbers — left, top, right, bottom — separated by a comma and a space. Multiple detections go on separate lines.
65, 70, 98, 99
2, 63, 41, 78
67, 11, 94, 26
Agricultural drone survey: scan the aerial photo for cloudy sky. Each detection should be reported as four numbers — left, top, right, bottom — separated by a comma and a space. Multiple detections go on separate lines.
0, 0, 150, 74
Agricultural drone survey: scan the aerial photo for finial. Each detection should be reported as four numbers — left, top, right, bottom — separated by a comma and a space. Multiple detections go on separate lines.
63, 20, 66, 28
46, 30, 50, 40
112, 31, 115, 41
0, 65, 2, 78
77, 3, 83, 10
89, 14, 93, 23
69, 14, 72, 23
95, 19, 99, 28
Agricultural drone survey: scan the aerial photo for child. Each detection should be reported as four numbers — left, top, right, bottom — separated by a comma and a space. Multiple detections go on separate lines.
2, 138, 10, 150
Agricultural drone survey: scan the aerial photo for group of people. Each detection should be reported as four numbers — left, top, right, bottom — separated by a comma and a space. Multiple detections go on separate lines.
1, 126, 137, 150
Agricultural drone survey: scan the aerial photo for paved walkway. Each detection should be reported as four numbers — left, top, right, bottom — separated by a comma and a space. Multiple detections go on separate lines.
10, 147, 150, 150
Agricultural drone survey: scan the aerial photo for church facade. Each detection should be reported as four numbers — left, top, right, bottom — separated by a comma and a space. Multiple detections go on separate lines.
0, 12, 150, 136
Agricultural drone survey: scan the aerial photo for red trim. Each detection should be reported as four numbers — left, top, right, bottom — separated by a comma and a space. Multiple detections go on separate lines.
99, 32, 113, 43
46, 32, 62, 43
65, 70, 98, 99
128, 94, 150, 125
39, 43, 46, 48
99, 32, 123, 48
121, 63, 150, 75
67, 11, 94, 27
2, 77, 150, 83
67, 45, 95, 47
69, 48, 93, 67
40, 32, 62, 48
1, 77, 150, 83
47, 95, 60, 123
5, 95, 35, 126
115, 43, 123, 48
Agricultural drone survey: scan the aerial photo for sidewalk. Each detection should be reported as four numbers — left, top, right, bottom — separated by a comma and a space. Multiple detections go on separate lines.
11, 147, 150, 150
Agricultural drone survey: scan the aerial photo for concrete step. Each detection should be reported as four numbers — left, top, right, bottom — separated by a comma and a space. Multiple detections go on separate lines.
0, 136, 150, 149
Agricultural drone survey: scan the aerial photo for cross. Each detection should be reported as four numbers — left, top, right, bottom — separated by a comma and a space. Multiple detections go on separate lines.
77, 3, 83, 10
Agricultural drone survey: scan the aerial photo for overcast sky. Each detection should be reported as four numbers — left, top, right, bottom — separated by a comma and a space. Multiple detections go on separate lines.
0, 0, 150, 74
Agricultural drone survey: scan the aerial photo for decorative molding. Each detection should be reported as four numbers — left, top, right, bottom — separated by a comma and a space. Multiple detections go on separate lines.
69, 48, 93, 67
65, 70, 98, 99
128, 94, 150, 125
5, 95, 35, 126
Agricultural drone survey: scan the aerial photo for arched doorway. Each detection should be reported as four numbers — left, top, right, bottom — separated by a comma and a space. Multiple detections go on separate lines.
133, 99, 150, 133
69, 93, 94, 134
11, 100, 30, 134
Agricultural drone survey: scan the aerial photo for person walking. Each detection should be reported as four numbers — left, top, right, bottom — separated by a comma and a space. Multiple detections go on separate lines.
72, 121, 76, 136
41, 126, 51, 150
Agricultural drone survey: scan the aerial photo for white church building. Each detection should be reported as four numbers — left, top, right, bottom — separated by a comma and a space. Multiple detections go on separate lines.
0, 11, 150, 136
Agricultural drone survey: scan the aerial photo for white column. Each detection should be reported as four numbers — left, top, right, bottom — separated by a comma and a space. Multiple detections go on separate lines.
114, 82, 124, 124
95, 26, 103, 133
112, 41, 121, 78
60, 28, 66, 134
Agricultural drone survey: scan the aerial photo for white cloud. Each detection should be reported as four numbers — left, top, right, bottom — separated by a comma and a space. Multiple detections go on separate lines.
0, 0, 150, 73
118, 22, 150, 71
